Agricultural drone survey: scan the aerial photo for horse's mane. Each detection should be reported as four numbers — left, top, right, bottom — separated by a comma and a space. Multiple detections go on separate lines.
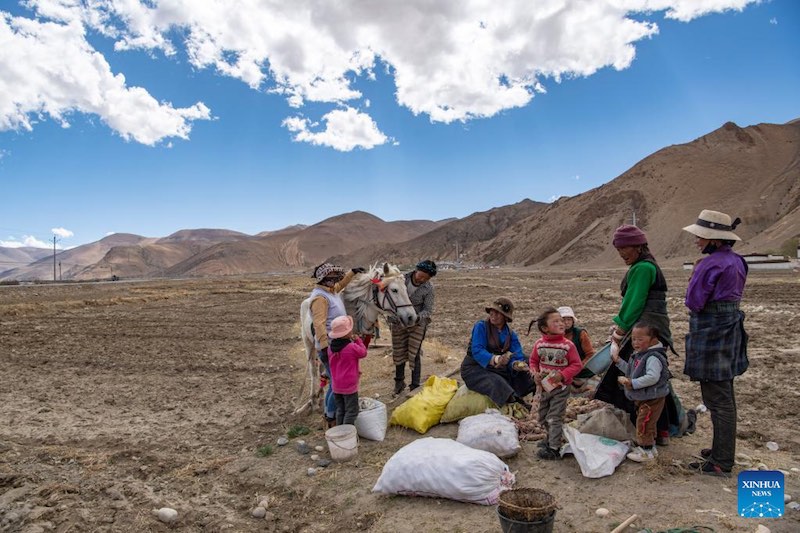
341, 262, 403, 304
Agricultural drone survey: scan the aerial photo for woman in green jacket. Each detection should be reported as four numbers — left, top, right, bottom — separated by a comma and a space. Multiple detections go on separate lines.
595, 225, 683, 445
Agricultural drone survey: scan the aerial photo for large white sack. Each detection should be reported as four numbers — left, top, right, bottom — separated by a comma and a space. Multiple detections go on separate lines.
372, 437, 514, 505
456, 409, 520, 458
354, 397, 387, 441
562, 425, 629, 478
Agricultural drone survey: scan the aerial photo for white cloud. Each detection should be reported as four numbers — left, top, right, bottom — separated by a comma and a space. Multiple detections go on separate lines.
0, 10, 211, 145
770, 17, 777, 25
4, 1, 758, 147
105, 231, 116, 236
51, 227, 73, 238
0, 235, 55, 248
283, 107, 389, 151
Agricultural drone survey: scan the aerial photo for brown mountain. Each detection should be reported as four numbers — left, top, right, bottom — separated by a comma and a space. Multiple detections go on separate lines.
165, 212, 444, 277
333, 199, 546, 267
0, 247, 52, 274
477, 120, 800, 267
0, 233, 149, 281
75, 229, 250, 280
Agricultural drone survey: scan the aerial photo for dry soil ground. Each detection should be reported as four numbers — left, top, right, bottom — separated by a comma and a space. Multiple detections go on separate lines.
1, 267, 799, 533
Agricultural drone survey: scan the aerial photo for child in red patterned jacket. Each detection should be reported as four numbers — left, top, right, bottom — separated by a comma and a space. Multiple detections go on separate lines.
528, 307, 583, 460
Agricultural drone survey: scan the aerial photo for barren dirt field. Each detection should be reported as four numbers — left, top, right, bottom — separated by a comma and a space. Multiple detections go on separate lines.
1, 267, 799, 533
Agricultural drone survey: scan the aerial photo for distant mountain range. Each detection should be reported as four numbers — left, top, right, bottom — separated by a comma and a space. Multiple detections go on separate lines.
2, 119, 798, 281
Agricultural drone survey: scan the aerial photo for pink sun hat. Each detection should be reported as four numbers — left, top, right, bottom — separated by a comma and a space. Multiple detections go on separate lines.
330, 315, 354, 339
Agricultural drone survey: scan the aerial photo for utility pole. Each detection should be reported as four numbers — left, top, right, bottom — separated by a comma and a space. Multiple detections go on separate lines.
53, 235, 57, 281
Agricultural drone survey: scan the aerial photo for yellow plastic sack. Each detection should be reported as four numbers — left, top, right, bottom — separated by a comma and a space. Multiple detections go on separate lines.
390, 375, 459, 434
440, 384, 498, 423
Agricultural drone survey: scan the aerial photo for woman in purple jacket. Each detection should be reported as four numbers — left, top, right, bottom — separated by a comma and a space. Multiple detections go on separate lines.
682, 209, 749, 477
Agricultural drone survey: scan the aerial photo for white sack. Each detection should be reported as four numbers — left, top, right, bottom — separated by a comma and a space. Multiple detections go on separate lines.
562, 425, 629, 479
456, 409, 520, 458
372, 437, 514, 505
354, 397, 387, 441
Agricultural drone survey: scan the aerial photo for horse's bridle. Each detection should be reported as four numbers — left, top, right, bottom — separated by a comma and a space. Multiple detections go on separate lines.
371, 277, 414, 317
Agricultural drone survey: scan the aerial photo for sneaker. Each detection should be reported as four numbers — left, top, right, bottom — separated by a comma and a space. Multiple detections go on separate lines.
687, 459, 731, 478
537, 446, 561, 460
393, 380, 405, 396
656, 431, 670, 446
627, 446, 658, 463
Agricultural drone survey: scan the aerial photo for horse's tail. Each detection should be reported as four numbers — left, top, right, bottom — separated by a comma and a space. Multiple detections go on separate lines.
294, 297, 317, 415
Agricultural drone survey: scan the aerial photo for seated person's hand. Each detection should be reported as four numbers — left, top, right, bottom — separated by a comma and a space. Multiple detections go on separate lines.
550, 371, 563, 384
512, 360, 529, 372
617, 376, 632, 389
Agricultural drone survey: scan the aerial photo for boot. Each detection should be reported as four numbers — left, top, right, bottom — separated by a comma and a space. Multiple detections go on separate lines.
409, 353, 422, 391
393, 363, 406, 395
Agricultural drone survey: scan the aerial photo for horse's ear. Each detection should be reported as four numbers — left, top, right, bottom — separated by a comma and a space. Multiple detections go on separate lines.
383, 263, 389, 275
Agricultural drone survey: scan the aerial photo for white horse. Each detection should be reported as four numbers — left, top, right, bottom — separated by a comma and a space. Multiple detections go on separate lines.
296, 263, 417, 414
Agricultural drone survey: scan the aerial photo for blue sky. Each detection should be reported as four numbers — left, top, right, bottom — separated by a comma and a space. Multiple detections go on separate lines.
0, 0, 798, 249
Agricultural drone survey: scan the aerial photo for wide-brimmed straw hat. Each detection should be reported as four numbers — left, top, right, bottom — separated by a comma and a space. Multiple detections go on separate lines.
485, 298, 514, 322
682, 210, 741, 241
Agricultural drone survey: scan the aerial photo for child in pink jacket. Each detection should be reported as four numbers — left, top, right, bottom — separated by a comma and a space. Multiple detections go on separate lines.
529, 307, 583, 460
328, 315, 368, 425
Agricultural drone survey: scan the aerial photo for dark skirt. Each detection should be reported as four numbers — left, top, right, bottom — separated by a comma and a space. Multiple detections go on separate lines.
460, 355, 535, 406
684, 304, 748, 381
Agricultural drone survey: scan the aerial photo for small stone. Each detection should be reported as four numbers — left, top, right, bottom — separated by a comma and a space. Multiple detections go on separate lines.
307, 468, 317, 476
252, 507, 266, 519
314, 446, 324, 452
277, 437, 289, 446
264, 511, 276, 522
723, 487, 732, 493
765, 441, 779, 452
316, 459, 332, 468
696, 404, 707, 413
756, 463, 769, 471
595, 508, 609, 517
374, 393, 380, 398
788, 502, 800, 511
297, 440, 306, 446
296, 443, 310, 455
258, 499, 270, 509
310, 454, 319, 461
785, 494, 792, 504
106, 488, 124, 500
156, 507, 178, 524
755, 525, 770, 533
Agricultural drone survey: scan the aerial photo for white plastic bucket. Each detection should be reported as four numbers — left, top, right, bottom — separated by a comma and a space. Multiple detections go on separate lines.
325, 424, 359, 462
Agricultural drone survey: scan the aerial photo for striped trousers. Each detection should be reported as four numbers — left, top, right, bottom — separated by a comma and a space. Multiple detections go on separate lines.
390, 322, 426, 369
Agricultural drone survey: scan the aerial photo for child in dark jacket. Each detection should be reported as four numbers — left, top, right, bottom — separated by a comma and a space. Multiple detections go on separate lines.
328, 315, 368, 426
613, 321, 671, 463
529, 307, 583, 460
